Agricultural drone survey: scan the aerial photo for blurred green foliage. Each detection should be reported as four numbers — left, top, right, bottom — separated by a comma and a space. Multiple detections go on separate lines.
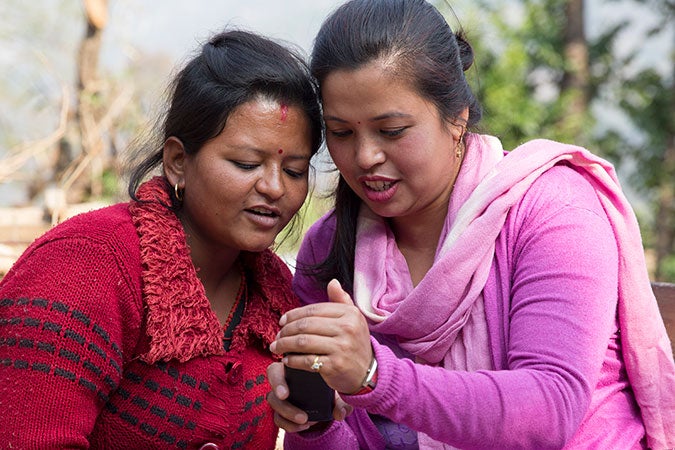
436, 0, 674, 280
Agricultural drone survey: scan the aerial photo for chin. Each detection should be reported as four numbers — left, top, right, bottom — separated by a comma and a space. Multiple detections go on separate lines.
241, 239, 276, 253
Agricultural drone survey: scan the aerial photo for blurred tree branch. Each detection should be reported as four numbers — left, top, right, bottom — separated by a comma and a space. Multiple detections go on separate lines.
0, 84, 70, 182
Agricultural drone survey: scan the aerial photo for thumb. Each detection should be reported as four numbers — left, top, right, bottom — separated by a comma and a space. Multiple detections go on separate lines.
327, 278, 353, 305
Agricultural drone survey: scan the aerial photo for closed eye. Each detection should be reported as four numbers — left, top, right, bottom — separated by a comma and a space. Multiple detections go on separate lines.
381, 127, 408, 137
284, 168, 307, 179
232, 161, 258, 170
328, 129, 352, 138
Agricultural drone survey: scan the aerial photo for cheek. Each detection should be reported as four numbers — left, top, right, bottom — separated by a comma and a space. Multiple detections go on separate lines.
397, 135, 443, 169
327, 143, 352, 171
287, 181, 309, 213
187, 156, 223, 190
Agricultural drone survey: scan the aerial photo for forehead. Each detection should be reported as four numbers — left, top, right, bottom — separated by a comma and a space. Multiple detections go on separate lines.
232, 95, 282, 116
225, 96, 305, 126
199, 97, 312, 155
321, 61, 436, 119
323, 58, 404, 87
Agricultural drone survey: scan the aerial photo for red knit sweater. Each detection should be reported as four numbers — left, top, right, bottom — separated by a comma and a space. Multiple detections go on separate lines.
0, 178, 298, 449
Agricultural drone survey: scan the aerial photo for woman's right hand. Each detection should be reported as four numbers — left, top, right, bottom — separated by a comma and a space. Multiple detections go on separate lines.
266, 361, 353, 432
266, 361, 314, 432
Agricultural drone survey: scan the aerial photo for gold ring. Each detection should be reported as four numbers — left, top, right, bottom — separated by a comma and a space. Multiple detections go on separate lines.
310, 355, 323, 372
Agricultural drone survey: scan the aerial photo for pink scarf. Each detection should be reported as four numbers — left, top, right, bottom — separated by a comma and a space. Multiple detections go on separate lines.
353, 133, 674, 449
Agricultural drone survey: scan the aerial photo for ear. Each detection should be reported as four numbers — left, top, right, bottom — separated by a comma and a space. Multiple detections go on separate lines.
449, 107, 470, 142
162, 136, 186, 188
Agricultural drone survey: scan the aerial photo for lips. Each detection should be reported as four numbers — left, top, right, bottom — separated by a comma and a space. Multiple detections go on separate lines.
359, 176, 398, 202
244, 206, 283, 229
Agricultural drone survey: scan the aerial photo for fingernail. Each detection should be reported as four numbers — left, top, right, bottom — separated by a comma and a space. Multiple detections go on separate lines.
279, 314, 287, 326
269, 341, 276, 353
275, 385, 288, 398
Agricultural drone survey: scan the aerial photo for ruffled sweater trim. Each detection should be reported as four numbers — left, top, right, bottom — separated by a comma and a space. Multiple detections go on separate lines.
128, 176, 296, 363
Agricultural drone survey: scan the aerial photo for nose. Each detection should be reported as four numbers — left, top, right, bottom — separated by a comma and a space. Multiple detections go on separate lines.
354, 135, 385, 169
256, 165, 284, 200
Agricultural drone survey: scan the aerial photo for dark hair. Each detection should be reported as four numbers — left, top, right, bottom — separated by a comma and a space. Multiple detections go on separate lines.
126, 29, 323, 207
307, 0, 482, 288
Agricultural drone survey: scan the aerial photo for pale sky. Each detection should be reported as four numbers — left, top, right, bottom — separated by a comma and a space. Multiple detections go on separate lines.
101, 0, 671, 82
102, 0, 345, 70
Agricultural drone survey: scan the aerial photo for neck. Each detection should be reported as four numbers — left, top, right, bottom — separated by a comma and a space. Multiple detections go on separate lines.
389, 173, 455, 255
389, 160, 462, 285
389, 209, 445, 254
188, 237, 240, 285
183, 230, 243, 325
389, 201, 447, 287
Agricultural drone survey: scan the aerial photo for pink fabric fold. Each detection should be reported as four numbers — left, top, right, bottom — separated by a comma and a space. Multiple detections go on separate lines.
352, 133, 674, 449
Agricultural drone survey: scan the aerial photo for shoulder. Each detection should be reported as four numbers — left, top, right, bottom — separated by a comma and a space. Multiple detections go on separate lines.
297, 210, 337, 261
290, 211, 337, 305
514, 162, 609, 227
0, 202, 144, 362
501, 139, 613, 224
35, 203, 138, 249
503, 162, 618, 273
305, 209, 337, 240
3, 202, 141, 299
293, 209, 336, 282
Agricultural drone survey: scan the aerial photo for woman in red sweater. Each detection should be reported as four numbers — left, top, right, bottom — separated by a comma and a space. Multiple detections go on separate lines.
0, 28, 322, 449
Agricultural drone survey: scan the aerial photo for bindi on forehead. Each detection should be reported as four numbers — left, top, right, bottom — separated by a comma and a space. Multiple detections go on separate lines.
280, 104, 289, 122
278, 148, 284, 154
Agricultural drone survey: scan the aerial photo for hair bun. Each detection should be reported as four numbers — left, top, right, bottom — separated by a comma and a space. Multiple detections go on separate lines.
454, 31, 474, 72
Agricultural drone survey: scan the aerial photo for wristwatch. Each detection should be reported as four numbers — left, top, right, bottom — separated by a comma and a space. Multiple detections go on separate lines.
352, 356, 378, 395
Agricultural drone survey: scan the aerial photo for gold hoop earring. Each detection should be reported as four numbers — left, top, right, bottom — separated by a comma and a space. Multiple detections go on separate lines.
174, 183, 183, 202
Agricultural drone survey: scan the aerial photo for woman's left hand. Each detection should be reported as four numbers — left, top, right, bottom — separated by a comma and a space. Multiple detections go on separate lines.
270, 279, 373, 395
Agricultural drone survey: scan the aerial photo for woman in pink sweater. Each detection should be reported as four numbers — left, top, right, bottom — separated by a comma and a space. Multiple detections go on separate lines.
0, 29, 322, 448
266, 1, 675, 449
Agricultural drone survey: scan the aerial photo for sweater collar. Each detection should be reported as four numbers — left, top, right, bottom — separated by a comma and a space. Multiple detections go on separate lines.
128, 176, 296, 363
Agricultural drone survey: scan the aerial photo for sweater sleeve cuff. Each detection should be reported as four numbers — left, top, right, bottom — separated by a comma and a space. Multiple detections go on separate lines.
342, 335, 397, 410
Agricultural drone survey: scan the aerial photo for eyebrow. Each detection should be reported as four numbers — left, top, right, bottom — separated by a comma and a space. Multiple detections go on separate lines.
240, 146, 311, 161
286, 154, 311, 162
323, 112, 413, 123
323, 115, 348, 123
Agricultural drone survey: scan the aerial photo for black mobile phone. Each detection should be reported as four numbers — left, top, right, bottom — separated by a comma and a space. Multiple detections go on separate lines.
285, 365, 335, 421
